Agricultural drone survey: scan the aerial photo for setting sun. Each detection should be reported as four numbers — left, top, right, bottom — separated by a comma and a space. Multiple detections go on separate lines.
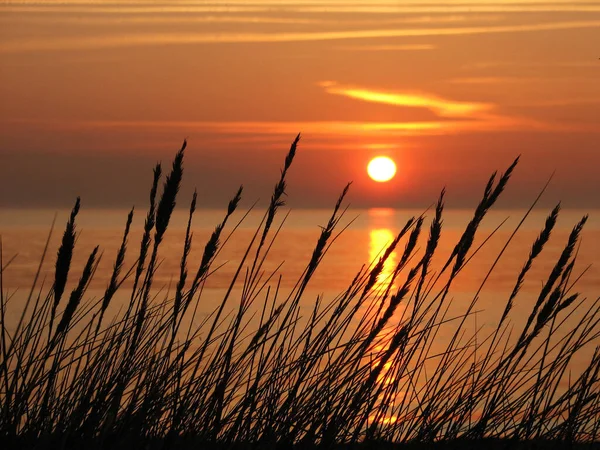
367, 156, 397, 182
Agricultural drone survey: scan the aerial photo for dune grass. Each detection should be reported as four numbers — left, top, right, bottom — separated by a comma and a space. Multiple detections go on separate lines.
0, 135, 599, 449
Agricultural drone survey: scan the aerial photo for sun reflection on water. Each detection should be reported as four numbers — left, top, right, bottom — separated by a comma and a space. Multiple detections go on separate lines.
367, 208, 410, 427
368, 208, 398, 296
369, 228, 397, 293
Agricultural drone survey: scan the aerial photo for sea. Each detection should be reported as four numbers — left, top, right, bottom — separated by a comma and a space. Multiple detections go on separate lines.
1, 207, 599, 376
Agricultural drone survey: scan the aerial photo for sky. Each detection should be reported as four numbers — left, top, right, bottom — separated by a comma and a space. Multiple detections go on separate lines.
1, 0, 599, 210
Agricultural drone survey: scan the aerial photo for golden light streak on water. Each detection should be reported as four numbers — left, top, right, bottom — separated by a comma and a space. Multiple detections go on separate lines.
366, 209, 406, 424
368, 227, 397, 294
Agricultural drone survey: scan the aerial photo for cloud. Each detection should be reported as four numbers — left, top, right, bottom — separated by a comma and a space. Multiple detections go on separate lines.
3, 116, 556, 140
318, 82, 494, 118
314, 81, 582, 134
508, 98, 600, 108
1, 14, 325, 26
2, 4, 269, 14
8, 2, 599, 14
464, 61, 600, 70
448, 77, 542, 84
449, 76, 599, 84
3, 20, 600, 53
290, 5, 600, 14
2, 12, 504, 27
334, 44, 436, 51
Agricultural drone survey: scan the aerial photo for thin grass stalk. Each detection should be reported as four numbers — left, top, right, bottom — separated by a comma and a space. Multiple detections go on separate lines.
473, 218, 590, 438
172, 190, 196, 339
49, 198, 80, 342
128, 162, 162, 322
246, 134, 299, 289
131, 141, 185, 353
96, 208, 134, 335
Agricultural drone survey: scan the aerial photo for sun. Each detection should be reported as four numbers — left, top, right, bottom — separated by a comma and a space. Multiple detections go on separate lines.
367, 156, 397, 182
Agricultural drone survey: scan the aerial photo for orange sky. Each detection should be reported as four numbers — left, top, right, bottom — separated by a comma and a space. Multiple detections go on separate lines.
1, 0, 599, 209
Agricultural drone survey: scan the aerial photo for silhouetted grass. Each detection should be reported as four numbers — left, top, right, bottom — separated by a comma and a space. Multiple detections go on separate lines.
1, 136, 599, 450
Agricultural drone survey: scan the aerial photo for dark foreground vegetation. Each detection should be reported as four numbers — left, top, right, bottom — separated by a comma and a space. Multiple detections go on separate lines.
1, 135, 599, 449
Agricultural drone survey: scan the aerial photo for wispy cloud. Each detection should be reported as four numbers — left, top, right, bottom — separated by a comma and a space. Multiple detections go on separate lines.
319, 81, 493, 118
314, 81, 579, 133
0, 13, 504, 27
335, 44, 436, 52
449, 76, 599, 84
6, 2, 600, 14
509, 98, 600, 107
0, 14, 325, 26
2, 5, 270, 14
464, 61, 600, 70
3, 117, 558, 139
290, 5, 600, 14
448, 76, 542, 84
2, 20, 600, 53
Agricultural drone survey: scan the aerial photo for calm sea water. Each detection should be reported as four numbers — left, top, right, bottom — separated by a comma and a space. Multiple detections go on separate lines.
1, 207, 599, 373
